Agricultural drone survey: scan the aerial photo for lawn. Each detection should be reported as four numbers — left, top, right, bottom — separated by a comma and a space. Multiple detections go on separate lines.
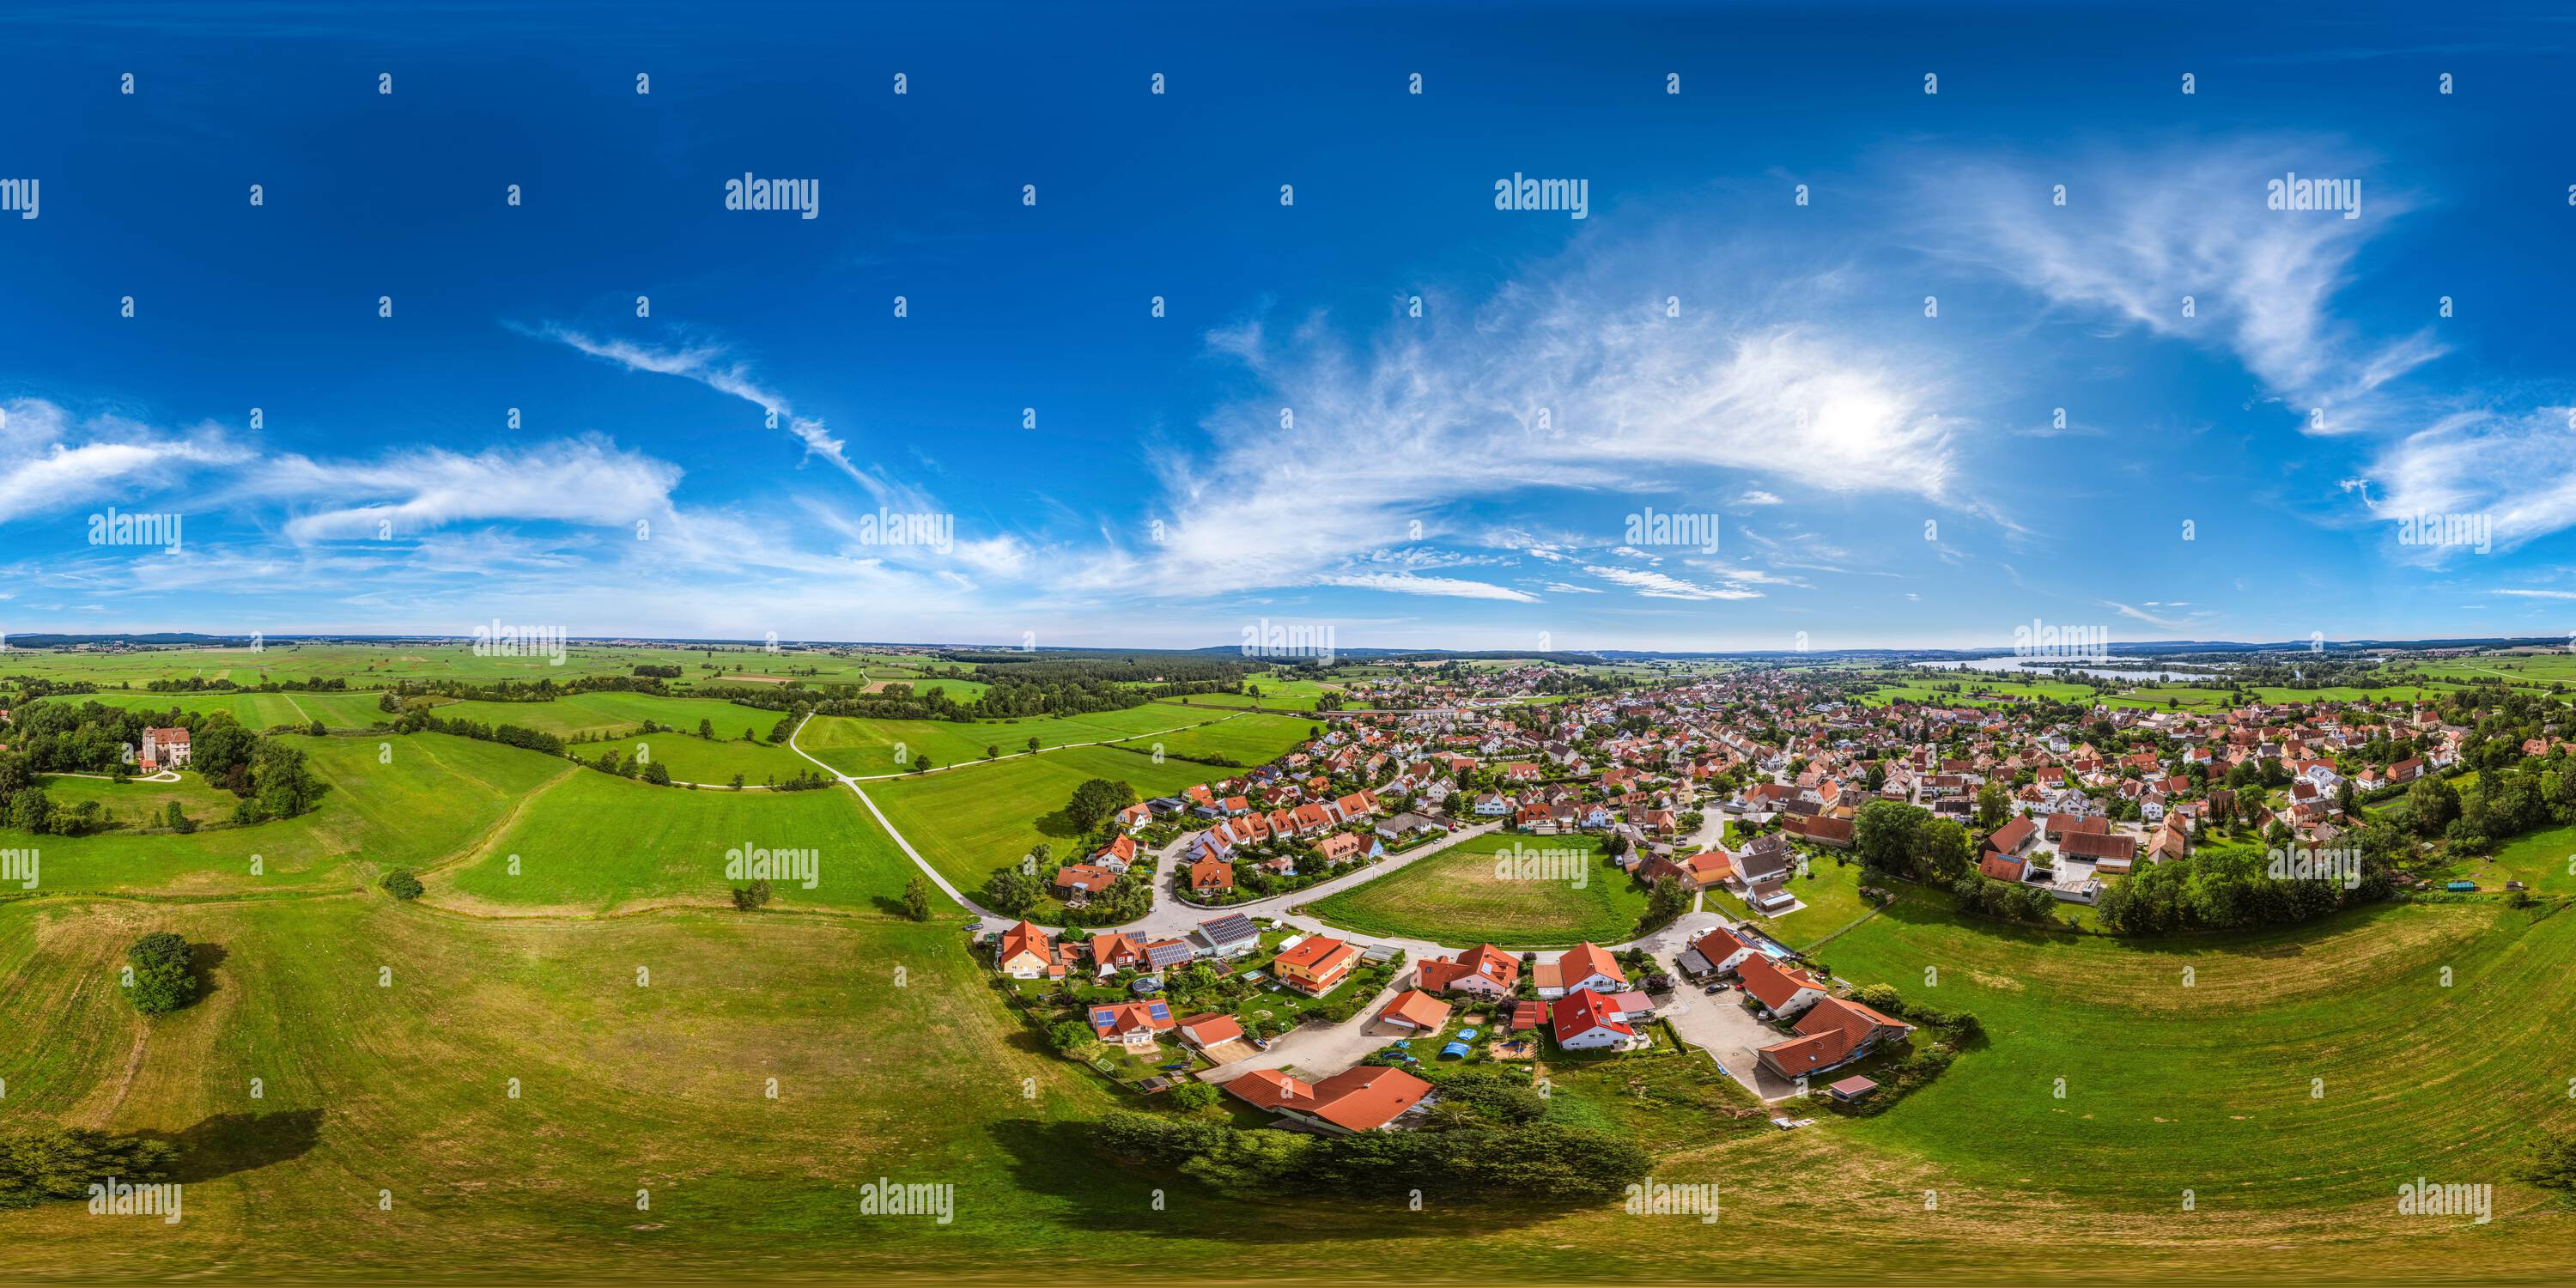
1303, 832, 1652, 949
1702, 851, 1880, 951
2442, 822, 2576, 896
434, 768, 921, 915
2, 789, 2573, 1283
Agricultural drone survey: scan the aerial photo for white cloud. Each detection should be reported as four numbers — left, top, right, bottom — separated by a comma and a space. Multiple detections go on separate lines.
2351, 406, 2576, 555
0, 398, 248, 524
1314, 572, 1539, 602
1731, 489, 1783, 507
1140, 243, 1967, 601
266, 436, 683, 543
1583, 563, 1761, 601
535, 325, 905, 498
1932, 137, 2441, 434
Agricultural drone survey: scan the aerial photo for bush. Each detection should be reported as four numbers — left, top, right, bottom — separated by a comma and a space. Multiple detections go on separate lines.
125, 932, 197, 1017
380, 869, 424, 901
1167, 1082, 1221, 1111
731, 879, 773, 910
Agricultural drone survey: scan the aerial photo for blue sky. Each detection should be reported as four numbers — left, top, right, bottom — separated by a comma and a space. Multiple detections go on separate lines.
3, 0, 2573, 652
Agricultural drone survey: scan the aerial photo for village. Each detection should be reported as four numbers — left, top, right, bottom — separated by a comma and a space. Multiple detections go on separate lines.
986, 660, 2492, 1135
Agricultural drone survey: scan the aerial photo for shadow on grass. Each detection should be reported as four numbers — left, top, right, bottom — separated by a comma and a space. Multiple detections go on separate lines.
185, 940, 230, 1008
138, 1109, 325, 1183
1034, 809, 1084, 841
983, 1117, 1602, 1244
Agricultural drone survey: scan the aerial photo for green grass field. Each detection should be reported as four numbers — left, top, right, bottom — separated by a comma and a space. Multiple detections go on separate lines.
797, 706, 1226, 778
1150, 672, 1343, 711
419, 692, 812, 784
865, 745, 1220, 892
1820, 890, 2576, 1214
1704, 852, 1880, 948
38, 688, 396, 730
1303, 832, 1649, 948
0, 732, 571, 897
0, 641, 888, 688
1103, 711, 1317, 765
435, 768, 920, 914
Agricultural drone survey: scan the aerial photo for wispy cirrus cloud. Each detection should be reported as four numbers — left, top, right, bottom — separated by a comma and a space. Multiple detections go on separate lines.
1139, 229, 1973, 605
2347, 405, 2576, 556
262, 435, 682, 543
0, 398, 249, 523
1929, 136, 2442, 434
530, 324, 909, 500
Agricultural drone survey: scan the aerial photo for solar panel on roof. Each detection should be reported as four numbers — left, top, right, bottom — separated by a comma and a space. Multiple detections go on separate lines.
1146, 1002, 1170, 1020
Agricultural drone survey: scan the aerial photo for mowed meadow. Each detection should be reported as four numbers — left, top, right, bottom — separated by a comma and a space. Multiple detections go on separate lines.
865, 744, 1226, 892
434, 769, 920, 916
1819, 891, 2576, 1213
7, 885, 2574, 1282
793, 705, 1229, 777
1303, 832, 1649, 948
11, 732, 569, 896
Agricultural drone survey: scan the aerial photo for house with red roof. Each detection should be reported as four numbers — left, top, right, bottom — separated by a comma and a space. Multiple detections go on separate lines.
1380, 989, 1454, 1033
1680, 926, 1756, 976
1551, 987, 1649, 1051
1533, 942, 1626, 999
1735, 955, 1828, 1020
1176, 1012, 1246, 1050
1756, 995, 1913, 1081
1415, 943, 1521, 999
1090, 833, 1139, 872
1051, 864, 1118, 904
1088, 999, 1176, 1048
1273, 934, 1358, 996
1188, 854, 1235, 896
993, 920, 1070, 980
1224, 1065, 1433, 1133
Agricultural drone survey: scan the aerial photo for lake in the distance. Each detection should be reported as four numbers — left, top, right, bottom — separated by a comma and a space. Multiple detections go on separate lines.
1910, 657, 2213, 683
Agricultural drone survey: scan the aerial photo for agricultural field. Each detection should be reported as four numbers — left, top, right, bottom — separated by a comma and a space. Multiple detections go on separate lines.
1857, 668, 2468, 712
1151, 671, 1343, 711
865, 744, 1224, 893
9, 647, 2576, 1284
2403, 653, 2576, 696
795, 706, 1225, 778
38, 687, 395, 730
1303, 832, 1649, 948
434, 769, 918, 915
0, 641, 883, 688
1103, 711, 1317, 766
419, 692, 813, 784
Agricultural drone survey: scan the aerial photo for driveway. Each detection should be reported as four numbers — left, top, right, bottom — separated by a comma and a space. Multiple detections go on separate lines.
1196, 979, 1401, 1084
1652, 986, 1807, 1102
